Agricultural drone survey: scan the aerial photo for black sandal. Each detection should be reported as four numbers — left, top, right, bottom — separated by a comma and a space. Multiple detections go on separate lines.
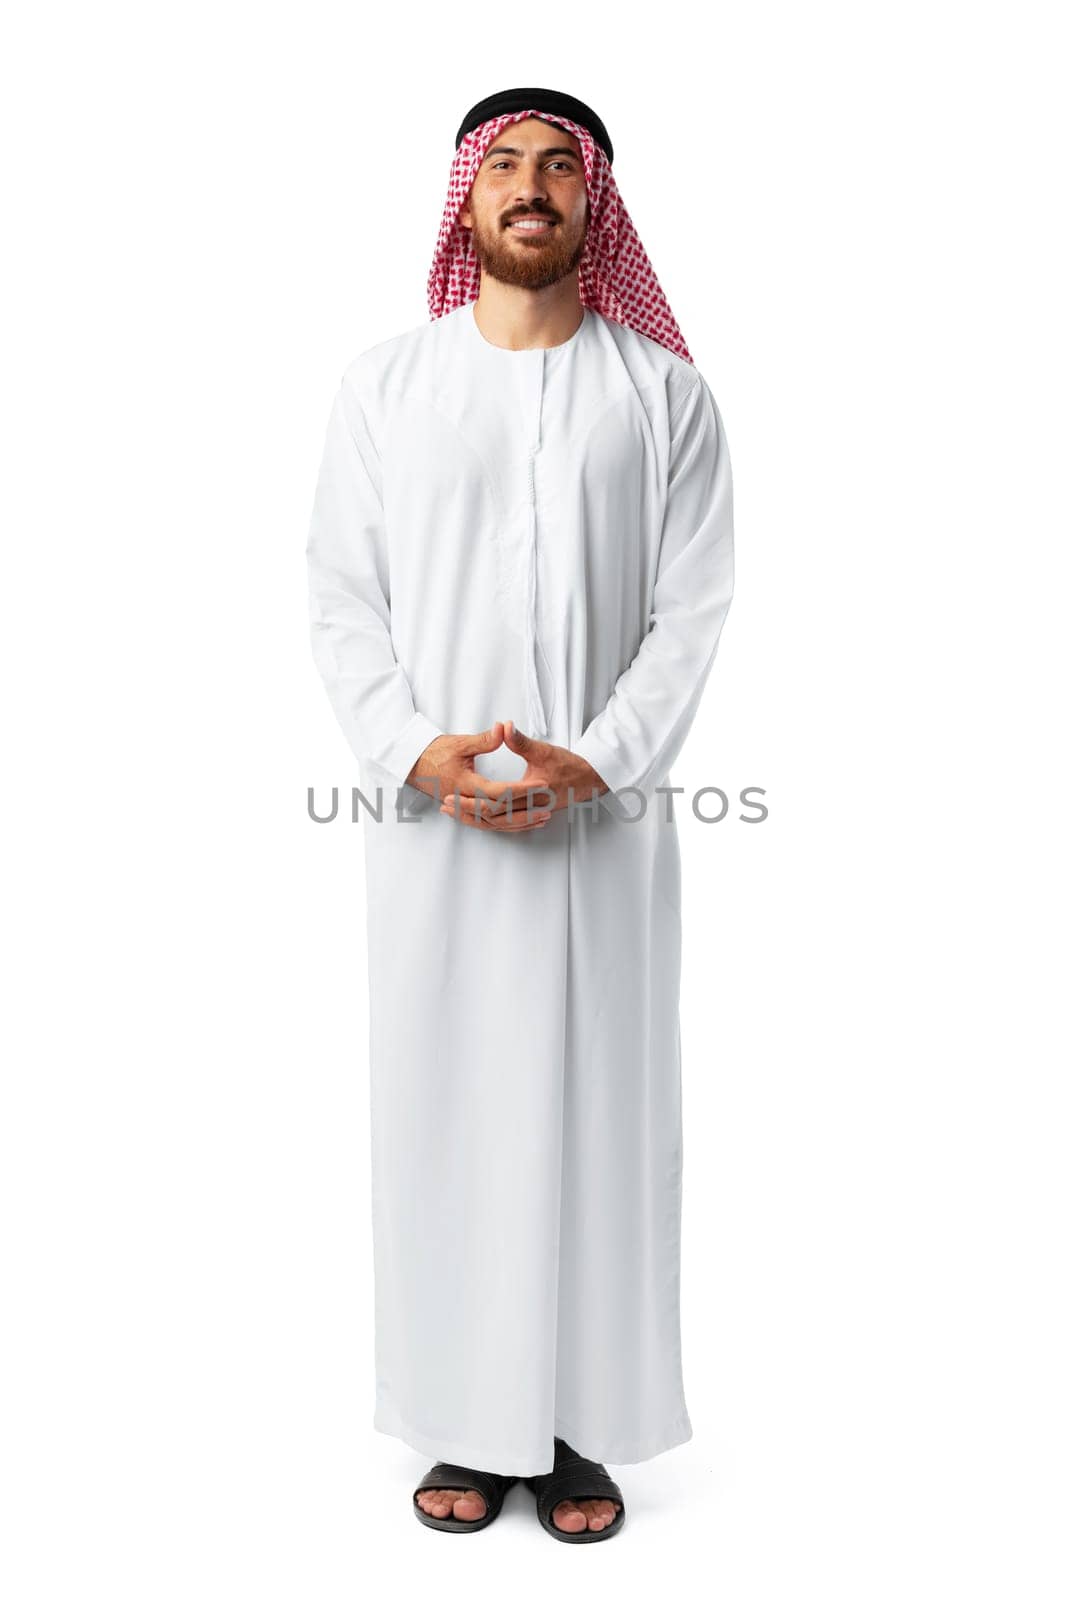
524, 1436, 626, 1543
412, 1460, 519, 1533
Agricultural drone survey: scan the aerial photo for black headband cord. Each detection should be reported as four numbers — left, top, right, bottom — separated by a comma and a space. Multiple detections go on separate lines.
454, 87, 613, 166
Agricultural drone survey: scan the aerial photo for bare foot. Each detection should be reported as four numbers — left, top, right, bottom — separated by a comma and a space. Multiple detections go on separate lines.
552, 1495, 623, 1534
415, 1485, 487, 1523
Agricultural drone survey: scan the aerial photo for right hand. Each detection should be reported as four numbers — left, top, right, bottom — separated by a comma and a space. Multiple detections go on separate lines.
406, 721, 554, 832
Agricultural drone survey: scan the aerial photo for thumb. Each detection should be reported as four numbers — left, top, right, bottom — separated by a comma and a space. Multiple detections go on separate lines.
503, 720, 540, 758
469, 720, 505, 754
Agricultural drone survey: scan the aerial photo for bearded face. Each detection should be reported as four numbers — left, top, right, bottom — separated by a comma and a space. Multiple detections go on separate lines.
460, 118, 590, 291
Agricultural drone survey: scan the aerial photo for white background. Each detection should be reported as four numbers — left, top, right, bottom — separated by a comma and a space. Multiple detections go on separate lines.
2, 3, 1064, 1595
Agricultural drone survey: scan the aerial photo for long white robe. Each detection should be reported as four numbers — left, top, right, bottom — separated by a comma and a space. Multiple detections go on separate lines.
306, 299, 734, 1477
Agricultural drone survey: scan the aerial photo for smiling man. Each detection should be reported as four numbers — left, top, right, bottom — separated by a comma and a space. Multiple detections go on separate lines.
306, 87, 735, 1543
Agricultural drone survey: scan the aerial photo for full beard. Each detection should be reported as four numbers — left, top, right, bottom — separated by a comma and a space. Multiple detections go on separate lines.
469, 212, 589, 290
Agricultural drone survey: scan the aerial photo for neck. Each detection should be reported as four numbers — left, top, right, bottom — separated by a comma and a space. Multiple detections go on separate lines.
471, 275, 584, 351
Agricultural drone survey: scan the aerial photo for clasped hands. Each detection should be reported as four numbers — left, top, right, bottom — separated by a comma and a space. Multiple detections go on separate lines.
405, 719, 608, 832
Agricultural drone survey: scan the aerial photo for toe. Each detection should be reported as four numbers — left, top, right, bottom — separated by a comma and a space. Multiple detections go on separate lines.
584, 1498, 607, 1530
579, 1496, 619, 1531
417, 1488, 456, 1518
552, 1498, 588, 1534
452, 1491, 487, 1521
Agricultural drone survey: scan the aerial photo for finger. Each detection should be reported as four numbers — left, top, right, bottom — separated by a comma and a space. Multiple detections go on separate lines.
440, 801, 551, 831
441, 796, 551, 828
450, 777, 557, 810
471, 810, 552, 831
443, 789, 553, 818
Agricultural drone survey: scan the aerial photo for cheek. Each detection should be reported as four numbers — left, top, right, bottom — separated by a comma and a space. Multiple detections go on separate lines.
562, 190, 588, 228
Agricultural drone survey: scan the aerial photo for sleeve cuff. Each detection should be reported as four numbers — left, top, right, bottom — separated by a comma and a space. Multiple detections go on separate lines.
371, 711, 445, 787
571, 724, 638, 798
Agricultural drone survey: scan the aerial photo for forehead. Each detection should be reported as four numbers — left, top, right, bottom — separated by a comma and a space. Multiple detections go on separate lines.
478, 116, 583, 164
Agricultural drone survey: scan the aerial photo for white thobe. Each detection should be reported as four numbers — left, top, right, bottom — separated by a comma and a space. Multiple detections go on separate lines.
306, 299, 734, 1477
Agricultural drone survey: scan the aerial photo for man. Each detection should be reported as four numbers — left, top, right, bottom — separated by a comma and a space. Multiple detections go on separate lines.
306, 87, 734, 1542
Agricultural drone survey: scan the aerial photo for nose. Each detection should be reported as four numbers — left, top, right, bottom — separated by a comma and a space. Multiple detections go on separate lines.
509, 159, 550, 208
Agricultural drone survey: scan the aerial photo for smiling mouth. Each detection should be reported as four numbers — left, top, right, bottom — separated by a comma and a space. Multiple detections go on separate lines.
505, 217, 558, 233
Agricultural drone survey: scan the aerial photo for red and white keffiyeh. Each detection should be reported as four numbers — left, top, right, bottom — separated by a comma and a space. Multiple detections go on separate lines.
426, 109, 693, 364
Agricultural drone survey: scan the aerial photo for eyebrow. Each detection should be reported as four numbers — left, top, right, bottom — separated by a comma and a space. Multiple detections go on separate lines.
481, 145, 581, 163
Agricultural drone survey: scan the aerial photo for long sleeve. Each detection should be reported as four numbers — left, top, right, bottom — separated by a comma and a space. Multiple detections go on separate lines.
572, 373, 735, 800
306, 369, 444, 785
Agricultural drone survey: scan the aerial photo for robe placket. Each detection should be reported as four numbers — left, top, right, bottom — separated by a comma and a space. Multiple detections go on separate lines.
523, 348, 551, 739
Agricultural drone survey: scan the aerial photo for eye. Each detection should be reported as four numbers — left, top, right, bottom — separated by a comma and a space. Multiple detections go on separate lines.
487, 158, 576, 172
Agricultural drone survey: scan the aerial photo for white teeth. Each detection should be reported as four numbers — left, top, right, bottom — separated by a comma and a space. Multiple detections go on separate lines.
509, 219, 555, 231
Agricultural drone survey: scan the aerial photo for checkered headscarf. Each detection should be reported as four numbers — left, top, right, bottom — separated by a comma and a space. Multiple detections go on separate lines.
426, 109, 693, 364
